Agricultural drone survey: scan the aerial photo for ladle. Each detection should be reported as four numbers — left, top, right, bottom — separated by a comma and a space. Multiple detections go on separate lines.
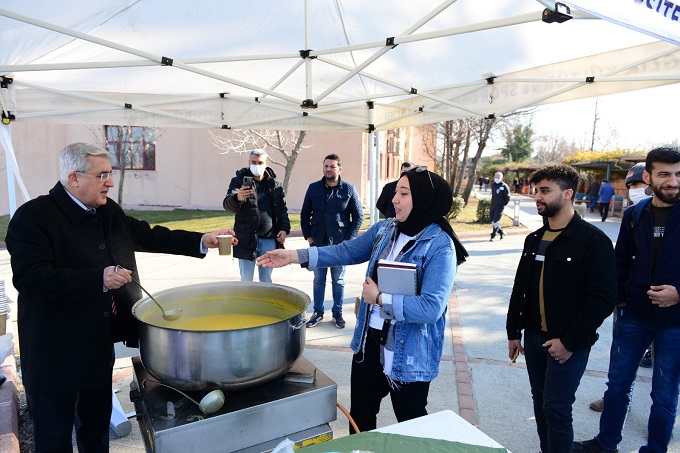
143, 379, 225, 415
115, 265, 183, 321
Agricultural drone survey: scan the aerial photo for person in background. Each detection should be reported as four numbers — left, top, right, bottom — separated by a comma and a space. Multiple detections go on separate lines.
223, 149, 290, 283
4, 143, 235, 453
513, 176, 521, 194
598, 179, 616, 222
573, 147, 680, 453
478, 175, 484, 192
587, 179, 600, 213
588, 163, 652, 413
301, 154, 364, 329
489, 171, 510, 241
257, 167, 467, 433
507, 164, 616, 453
376, 161, 414, 218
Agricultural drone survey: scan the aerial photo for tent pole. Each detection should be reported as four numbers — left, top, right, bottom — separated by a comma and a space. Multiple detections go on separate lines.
369, 130, 380, 226
1, 124, 30, 217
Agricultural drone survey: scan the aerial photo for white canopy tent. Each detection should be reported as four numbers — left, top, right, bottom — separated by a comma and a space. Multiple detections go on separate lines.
1, 0, 679, 216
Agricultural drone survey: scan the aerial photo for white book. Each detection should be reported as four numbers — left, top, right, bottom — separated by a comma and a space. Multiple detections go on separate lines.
376, 259, 417, 296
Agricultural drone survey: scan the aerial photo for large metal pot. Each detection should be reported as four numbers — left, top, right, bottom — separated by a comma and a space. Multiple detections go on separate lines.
131, 281, 310, 391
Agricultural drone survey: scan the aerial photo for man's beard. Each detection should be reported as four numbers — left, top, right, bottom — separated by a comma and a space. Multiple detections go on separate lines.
650, 179, 680, 205
536, 200, 562, 218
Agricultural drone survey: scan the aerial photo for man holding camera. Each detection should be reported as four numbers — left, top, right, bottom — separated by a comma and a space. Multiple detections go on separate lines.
224, 149, 290, 282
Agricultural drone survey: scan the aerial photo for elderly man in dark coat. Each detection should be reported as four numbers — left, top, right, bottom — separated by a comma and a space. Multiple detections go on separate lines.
5, 142, 234, 453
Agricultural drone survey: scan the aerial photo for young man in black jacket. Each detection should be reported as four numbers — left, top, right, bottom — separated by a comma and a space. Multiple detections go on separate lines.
507, 164, 616, 453
574, 147, 680, 453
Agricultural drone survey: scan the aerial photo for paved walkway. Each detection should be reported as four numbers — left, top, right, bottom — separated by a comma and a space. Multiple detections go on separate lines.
0, 193, 677, 452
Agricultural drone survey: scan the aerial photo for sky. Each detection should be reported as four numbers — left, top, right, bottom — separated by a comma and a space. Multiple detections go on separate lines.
521, 81, 679, 154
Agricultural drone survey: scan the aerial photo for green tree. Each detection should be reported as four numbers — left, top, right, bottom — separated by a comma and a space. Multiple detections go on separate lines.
500, 124, 534, 162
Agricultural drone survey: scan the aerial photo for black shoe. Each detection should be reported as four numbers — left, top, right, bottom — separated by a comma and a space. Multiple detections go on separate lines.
332, 313, 346, 329
306, 311, 324, 328
498, 229, 505, 240
572, 439, 618, 453
640, 348, 652, 368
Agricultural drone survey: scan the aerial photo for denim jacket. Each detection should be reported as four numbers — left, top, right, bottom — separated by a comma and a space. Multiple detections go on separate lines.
300, 177, 364, 245
308, 219, 456, 382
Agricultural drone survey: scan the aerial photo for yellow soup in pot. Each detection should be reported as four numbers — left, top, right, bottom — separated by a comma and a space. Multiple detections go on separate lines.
168, 313, 282, 330
136, 294, 303, 330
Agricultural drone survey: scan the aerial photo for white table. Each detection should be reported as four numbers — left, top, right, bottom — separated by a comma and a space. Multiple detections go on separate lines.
374, 410, 507, 450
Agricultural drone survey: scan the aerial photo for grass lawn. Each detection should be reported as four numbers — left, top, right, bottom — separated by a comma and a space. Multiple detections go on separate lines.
0, 196, 517, 242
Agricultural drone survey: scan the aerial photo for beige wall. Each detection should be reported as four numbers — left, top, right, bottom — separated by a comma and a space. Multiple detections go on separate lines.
2, 124, 431, 216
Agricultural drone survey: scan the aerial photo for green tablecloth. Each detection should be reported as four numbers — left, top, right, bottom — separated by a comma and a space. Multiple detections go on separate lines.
297, 431, 509, 453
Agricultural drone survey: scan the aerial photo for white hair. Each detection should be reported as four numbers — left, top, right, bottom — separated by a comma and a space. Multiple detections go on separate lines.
59, 143, 110, 185
249, 148, 269, 161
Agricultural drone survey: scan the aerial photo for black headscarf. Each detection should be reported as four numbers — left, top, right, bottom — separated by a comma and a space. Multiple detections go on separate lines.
399, 169, 468, 264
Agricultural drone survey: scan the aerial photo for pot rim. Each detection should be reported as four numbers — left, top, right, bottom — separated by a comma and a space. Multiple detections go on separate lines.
131, 281, 310, 331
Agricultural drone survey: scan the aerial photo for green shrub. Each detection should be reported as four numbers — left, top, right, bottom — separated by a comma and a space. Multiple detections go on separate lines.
476, 199, 491, 223
447, 196, 466, 220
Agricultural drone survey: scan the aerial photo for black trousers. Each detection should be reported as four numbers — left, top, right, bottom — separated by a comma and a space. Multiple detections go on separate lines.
599, 201, 610, 220
27, 384, 112, 453
349, 327, 430, 433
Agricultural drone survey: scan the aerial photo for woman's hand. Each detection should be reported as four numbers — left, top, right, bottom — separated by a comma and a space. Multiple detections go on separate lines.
362, 277, 380, 306
257, 249, 297, 268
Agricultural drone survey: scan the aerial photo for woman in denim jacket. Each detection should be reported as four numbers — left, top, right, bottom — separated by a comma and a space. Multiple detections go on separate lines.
258, 168, 467, 433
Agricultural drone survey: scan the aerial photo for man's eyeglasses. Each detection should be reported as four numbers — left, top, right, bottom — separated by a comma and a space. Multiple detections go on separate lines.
409, 165, 434, 189
77, 171, 115, 181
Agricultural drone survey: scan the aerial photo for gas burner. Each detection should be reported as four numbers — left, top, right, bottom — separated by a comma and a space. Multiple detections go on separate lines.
130, 356, 337, 452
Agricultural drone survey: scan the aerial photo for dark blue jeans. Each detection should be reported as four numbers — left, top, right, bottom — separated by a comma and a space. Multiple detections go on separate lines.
312, 265, 345, 315
524, 329, 590, 453
596, 307, 680, 453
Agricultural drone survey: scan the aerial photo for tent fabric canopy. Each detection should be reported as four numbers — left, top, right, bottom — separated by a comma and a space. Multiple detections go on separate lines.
1, 0, 679, 132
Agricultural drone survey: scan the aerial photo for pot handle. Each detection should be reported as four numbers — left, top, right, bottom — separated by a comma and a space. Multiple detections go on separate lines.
292, 319, 307, 330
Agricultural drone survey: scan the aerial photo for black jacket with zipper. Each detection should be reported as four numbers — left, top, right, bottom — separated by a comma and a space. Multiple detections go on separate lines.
506, 212, 617, 351
223, 167, 290, 260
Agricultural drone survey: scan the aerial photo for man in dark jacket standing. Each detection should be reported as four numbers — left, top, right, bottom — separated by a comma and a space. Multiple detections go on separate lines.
224, 149, 290, 283
574, 147, 680, 453
507, 164, 616, 453
489, 171, 510, 241
5, 143, 233, 453
375, 161, 413, 218
301, 154, 364, 329
598, 179, 616, 222
587, 179, 600, 213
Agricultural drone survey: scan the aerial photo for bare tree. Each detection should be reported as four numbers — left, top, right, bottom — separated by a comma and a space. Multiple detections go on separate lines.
461, 117, 497, 204
419, 120, 466, 189
534, 134, 579, 164
210, 129, 308, 192
89, 125, 160, 205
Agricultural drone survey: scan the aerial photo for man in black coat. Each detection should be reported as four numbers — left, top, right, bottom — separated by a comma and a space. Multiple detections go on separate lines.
506, 164, 616, 453
489, 171, 511, 241
5, 142, 234, 453
223, 149, 290, 282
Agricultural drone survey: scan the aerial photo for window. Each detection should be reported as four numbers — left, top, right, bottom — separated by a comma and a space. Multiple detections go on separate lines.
105, 126, 156, 170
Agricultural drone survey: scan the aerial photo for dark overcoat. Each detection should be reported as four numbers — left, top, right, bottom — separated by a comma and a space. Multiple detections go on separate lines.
5, 182, 204, 393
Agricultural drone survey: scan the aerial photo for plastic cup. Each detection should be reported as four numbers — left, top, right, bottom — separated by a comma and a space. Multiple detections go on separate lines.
217, 235, 233, 256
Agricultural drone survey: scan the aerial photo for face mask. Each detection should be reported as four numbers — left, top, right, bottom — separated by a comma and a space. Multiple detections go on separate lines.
494, 178, 501, 184
250, 164, 266, 177
628, 187, 648, 205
